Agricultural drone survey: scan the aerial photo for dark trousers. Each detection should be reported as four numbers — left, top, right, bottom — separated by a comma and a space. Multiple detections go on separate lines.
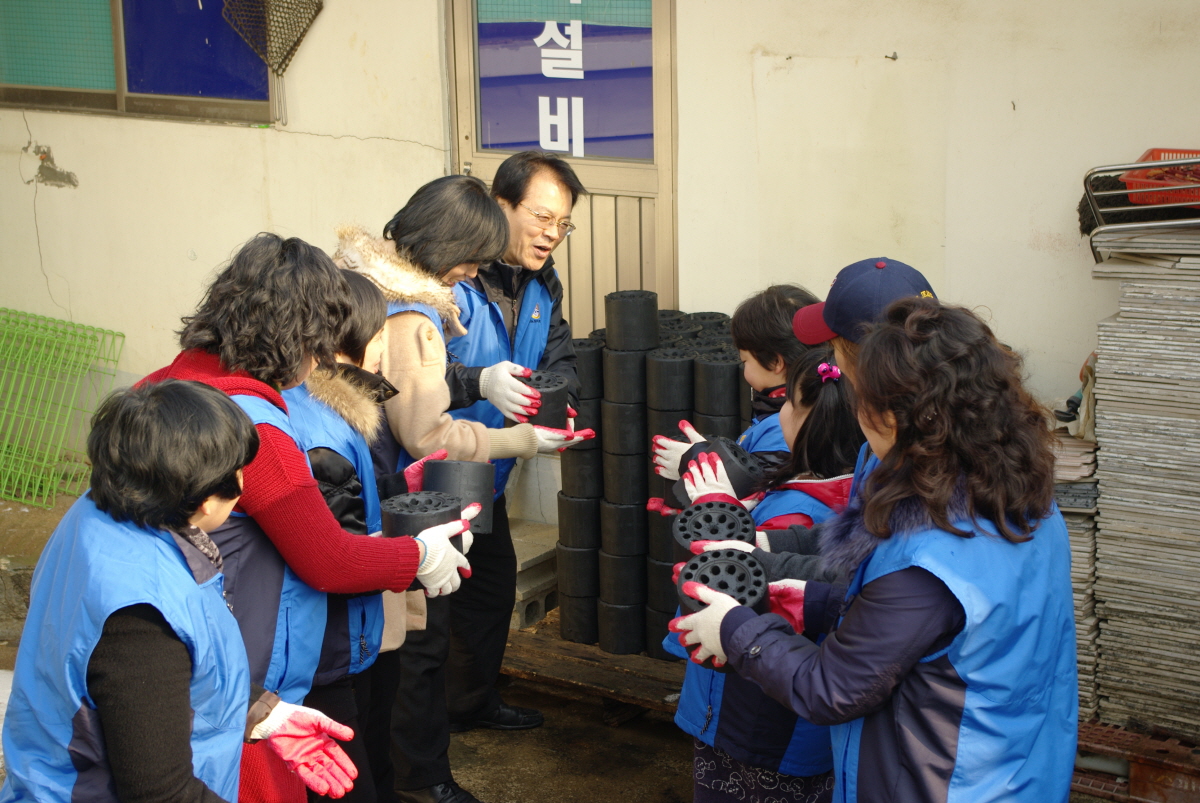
390, 594, 452, 790
303, 677, 376, 803
356, 650, 402, 803
389, 495, 518, 790
447, 494, 517, 722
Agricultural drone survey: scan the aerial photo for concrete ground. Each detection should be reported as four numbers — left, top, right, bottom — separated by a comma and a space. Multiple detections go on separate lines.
450, 680, 693, 803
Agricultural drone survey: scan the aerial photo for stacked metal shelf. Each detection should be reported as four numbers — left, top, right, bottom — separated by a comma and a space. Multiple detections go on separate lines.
1054, 433, 1100, 720
1085, 152, 1200, 738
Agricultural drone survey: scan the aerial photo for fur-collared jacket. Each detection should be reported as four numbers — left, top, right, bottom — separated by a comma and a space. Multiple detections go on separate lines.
333, 226, 537, 465
289, 364, 427, 652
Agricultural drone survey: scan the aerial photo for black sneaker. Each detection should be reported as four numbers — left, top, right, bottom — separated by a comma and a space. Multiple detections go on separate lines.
395, 781, 484, 803
448, 701, 544, 732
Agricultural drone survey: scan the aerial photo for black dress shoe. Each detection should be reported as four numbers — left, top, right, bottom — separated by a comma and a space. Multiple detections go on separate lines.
448, 701, 544, 732
395, 781, 484, 803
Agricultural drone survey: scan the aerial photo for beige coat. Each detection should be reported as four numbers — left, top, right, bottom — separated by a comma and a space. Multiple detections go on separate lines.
333, 226, 537, 463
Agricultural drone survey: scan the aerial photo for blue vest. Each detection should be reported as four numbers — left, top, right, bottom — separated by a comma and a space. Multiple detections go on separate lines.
282, 383, 385, 680
833, 509, 1078, 803
737, 413, 789, 454
388, 300, 446, 471
219, 394, 327, 704
667, 485, 836, 777
0, 497, 249, 802
446, 276, 554, 496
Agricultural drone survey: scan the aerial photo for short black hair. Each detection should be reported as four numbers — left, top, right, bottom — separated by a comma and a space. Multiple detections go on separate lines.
88, 380, 259, 530
339, 269, 386, 365
491, 151, 587, 208
384, 175, 508, 277
731, 284, 820, 374
180, 233, 352, 388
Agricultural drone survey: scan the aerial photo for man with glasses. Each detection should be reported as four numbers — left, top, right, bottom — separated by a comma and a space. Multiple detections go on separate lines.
435, 152, 586, 764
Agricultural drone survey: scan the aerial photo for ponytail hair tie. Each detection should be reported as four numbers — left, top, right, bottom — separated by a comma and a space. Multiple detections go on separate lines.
817, 363, 841, 383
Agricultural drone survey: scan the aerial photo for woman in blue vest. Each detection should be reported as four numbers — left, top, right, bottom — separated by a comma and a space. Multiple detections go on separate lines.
283, 269, 398, 802
145, 234, 473, 801
672, 298, 1078, 803
666, 345, 864, 803
335, 173, 591, 803
1, 380, 357, 803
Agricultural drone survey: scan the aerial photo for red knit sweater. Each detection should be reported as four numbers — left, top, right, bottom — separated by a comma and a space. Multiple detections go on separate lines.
142, 350, 420, 593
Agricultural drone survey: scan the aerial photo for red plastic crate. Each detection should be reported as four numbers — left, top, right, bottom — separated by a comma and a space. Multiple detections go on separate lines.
1119, 148, 1200, 207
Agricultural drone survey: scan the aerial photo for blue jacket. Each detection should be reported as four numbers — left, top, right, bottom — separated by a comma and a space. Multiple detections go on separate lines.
283, 379, 385, 683
1, 496, 249, 802
447, 271, 555, 495
725, 487, 1078, 803
208, 394, 327, 704
665, 476, 844, 777
737, 413, 788, 455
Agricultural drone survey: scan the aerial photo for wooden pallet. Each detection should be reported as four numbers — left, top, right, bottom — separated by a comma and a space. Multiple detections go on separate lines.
501, 609, 685, 715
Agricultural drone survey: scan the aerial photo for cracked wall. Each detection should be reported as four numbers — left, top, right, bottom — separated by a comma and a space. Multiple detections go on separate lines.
0, 0, 448, 378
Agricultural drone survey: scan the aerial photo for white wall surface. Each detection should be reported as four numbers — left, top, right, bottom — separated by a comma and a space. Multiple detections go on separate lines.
1, 1, 449, 379
675, 0, 1200, 401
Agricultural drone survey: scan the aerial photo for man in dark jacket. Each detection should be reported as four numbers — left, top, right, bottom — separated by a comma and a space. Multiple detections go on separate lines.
391, 152, 583, 803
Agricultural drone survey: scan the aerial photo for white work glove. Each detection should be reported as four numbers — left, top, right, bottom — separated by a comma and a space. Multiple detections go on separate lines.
479, 361, 540, 423
688, 539, 755, 556
652, 420, 706, 480
252, 702, 357, 798
533, 425, 596, 453
414, 504, 480, 597
682, 451, 739, 504
669, 583, 741, 667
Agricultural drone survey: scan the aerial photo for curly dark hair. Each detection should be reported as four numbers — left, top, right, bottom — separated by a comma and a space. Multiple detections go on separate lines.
731, 284, 820, 374
89, 380, 259, 530
855, 297, 1055, 542
179, 233, 351, 388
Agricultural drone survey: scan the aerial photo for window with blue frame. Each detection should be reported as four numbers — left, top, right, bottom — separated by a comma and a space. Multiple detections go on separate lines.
0, 0, 268, 118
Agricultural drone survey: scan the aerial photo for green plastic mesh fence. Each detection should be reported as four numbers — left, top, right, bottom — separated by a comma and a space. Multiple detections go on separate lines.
0, 309, 124, 508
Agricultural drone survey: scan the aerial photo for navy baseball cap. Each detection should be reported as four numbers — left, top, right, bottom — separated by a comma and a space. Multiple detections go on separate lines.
792, 257, 936, 344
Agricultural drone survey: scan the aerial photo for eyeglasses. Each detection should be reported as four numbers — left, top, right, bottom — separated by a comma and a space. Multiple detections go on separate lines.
520, 203, 576, 236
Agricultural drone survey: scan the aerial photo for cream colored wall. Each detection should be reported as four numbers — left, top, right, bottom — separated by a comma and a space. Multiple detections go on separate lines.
675, 0, 1200, 401
1, 0, 449, 379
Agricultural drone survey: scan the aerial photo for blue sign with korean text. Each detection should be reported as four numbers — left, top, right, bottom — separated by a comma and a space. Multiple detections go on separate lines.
476, 1, 653, 161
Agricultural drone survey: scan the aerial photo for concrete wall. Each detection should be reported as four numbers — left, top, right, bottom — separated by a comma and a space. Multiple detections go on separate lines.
1, 1, 449, 380
675, 0, 1200, 401
5, 0, 1198, 404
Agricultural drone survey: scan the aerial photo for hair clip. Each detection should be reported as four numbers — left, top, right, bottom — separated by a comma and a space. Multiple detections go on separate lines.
817, 362, 841, 383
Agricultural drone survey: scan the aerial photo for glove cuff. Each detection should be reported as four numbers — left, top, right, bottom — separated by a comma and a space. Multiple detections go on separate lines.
692, 492, 741, 507
251, 700, 297, 740
478, 365, 497, 399
415, 534, 444, 574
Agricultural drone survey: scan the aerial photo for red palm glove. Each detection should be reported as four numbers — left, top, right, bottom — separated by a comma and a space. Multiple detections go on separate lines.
646, 497, 683, 517
403, 449, 448, 493
255, 702, 358, 798
533, 426, 595, 453
768, 579, 807, 633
